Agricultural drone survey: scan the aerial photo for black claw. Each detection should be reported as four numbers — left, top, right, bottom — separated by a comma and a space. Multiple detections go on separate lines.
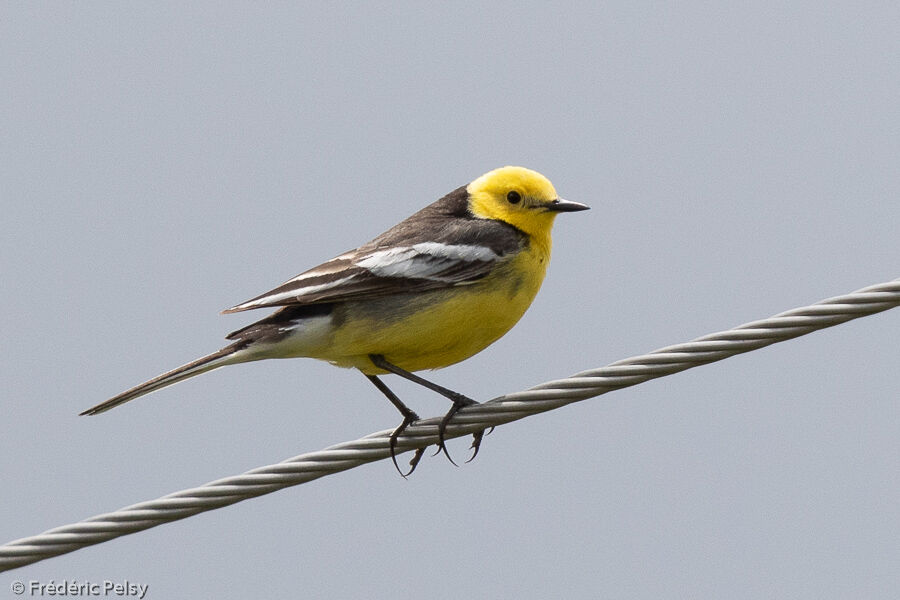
389, 411, 421, 478
407, 447, 425, 473
436, 407, 458, 465
465, 429, 486, 463
436, 396, 478, 466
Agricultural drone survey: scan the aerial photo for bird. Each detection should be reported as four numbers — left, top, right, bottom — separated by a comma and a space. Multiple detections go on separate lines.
80, 166, 589, 474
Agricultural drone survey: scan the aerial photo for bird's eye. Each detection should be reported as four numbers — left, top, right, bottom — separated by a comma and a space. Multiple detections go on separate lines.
506, 190, 521, 204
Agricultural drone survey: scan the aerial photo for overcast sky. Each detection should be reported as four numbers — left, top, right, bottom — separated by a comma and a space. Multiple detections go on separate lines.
2, 3, 898, 599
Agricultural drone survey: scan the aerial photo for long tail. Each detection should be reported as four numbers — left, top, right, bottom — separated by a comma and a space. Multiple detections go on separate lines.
80, 343, 245, 416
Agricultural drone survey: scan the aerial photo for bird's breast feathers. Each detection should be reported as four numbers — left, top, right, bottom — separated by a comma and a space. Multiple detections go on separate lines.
294, 243, 549, 372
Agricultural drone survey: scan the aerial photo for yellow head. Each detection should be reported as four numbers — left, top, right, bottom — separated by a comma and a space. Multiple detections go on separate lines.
466, 166, 589, 244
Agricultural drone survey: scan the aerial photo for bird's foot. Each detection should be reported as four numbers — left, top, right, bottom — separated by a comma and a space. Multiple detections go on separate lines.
390, 411, 424, 478
433, 395, 485, 466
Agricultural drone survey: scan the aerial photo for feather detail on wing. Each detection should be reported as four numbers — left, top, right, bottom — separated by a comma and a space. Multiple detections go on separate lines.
222, 242, 507, 313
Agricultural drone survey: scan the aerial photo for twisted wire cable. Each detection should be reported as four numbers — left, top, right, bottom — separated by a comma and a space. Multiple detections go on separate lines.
2, 278, 897, 572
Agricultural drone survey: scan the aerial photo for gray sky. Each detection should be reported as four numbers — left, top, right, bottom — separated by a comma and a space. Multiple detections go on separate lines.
2, 3, 898, 598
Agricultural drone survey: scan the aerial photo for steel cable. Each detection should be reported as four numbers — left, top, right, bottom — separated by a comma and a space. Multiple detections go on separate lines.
1, 278, 897, 571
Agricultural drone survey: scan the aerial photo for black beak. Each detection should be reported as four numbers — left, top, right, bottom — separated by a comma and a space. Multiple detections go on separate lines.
545, 197, 590, 212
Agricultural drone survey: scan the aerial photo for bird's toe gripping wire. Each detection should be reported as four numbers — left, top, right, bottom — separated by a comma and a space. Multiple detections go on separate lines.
435, 403, 494, 465
465, 425, 494, 463
390, 413, 426, 478
432, 393, 480, 466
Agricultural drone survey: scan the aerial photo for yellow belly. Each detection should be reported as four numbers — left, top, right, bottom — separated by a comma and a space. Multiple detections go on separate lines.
314, 247, 549, 373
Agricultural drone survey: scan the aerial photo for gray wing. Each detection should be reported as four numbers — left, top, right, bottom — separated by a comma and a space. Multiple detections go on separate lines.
223, 223, 525, 313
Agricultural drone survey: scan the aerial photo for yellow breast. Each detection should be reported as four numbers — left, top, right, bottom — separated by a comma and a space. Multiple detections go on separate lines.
320, 241, 550, 373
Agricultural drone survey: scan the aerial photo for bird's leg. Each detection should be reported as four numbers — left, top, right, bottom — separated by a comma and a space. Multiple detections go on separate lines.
368, 354, 485, 466
364, 374, 424, 477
